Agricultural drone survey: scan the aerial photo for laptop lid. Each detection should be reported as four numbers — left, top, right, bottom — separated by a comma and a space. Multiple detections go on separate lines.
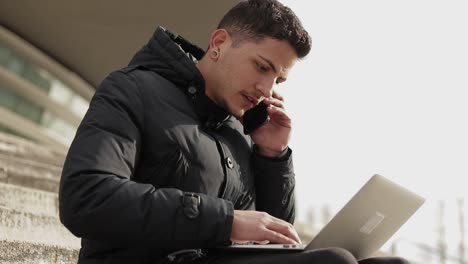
305, 174, 425, 259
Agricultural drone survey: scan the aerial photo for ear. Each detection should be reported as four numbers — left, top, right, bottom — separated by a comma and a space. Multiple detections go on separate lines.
209, 29, 231, 53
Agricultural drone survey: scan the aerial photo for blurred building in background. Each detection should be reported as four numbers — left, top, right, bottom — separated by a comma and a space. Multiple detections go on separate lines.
0, 26, 92, 153
0, 1, 238, 153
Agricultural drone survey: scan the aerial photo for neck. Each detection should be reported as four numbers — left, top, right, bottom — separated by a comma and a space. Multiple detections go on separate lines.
196, 57, 219, 105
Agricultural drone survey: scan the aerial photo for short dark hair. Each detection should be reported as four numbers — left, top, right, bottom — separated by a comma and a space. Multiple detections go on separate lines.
217, 0, 311, 58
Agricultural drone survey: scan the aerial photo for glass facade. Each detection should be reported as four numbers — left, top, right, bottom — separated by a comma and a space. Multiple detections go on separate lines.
0, 42, 90, 147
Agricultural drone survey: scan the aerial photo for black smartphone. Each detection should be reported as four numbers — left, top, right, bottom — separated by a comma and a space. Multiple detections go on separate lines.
243, 102, 270, 134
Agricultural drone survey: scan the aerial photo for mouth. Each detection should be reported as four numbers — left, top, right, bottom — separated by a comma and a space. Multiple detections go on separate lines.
242, 94, 259, 108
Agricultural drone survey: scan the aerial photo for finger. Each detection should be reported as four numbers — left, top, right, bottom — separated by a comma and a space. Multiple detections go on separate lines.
266, 217, 298, 239
273, 221, 302, 244
266, 105, 291, 127
272, 90, 284, 102
263, 228, 298, 245
263, 97, 285, 109
267, 219, 302, 244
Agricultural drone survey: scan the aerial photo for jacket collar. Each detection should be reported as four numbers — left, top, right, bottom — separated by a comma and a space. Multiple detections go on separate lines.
128, 26, 231, 130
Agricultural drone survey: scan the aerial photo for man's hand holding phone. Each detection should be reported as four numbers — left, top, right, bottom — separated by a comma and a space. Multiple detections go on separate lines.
248, 91, 291, 157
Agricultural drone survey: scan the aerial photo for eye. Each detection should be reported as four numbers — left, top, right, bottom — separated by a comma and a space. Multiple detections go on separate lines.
276, 78, 286, 85
256, 62, 269, 72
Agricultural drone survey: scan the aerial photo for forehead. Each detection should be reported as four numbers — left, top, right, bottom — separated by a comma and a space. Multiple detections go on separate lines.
237, 37, 298, 73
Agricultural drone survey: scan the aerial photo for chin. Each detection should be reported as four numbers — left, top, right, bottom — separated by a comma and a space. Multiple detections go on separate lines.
230, 109, 244, 119
225, 104, 244, 119
232, 112, 243, 119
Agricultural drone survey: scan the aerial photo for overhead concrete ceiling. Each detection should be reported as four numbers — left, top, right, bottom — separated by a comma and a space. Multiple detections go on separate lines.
0, 0, 238, 88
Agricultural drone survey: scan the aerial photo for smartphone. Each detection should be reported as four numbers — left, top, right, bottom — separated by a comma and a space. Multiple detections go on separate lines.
243, 102, 270, 134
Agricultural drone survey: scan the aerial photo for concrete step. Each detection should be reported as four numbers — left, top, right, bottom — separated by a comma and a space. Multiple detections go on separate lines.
0, 133, 80, 262
0, 132, 66, 168
0, 152, 61, 192
0, 206, 80, 248
0, 240, 78, 264
0, 182, 58, 217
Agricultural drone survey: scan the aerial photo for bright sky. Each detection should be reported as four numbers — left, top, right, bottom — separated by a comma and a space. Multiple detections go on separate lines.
279, 0, 468, 261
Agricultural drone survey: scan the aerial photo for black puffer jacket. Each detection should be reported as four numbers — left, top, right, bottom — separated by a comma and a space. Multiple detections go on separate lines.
59, 27, 296, 264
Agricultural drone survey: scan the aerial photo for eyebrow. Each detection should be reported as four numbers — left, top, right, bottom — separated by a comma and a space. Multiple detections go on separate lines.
258, 55, 278, 74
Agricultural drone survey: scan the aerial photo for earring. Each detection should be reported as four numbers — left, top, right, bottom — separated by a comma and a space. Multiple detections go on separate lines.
212, 49, 219, 59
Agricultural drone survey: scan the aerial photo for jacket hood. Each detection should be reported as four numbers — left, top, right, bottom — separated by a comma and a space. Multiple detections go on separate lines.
128, 26, 231, 130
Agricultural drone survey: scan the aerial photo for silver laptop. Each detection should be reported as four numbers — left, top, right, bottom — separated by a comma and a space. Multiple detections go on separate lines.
224, 174, 425, 260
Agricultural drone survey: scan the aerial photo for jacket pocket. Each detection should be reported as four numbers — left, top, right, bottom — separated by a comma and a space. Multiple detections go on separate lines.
141, 147, 189, 188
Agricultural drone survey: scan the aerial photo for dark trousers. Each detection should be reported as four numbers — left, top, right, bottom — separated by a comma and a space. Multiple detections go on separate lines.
196, 248, 410, 264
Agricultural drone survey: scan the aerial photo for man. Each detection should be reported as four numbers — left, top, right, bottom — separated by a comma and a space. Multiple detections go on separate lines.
59, 0, 409, 263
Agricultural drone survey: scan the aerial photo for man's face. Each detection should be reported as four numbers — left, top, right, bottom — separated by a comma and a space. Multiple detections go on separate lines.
206, 35, 298, 119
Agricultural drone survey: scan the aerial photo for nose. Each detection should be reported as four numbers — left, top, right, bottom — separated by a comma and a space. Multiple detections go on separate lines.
255, 77, 275, 99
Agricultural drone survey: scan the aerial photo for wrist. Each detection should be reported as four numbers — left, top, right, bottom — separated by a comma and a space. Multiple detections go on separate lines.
257, 146, 287, 158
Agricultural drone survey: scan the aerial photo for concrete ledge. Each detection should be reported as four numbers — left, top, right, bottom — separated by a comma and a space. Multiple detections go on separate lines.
0, 153, 61, 192
0, 182, 59, 217
0, 132, 66, 168
0, 240, 78, 264
0, 206, 80, 248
